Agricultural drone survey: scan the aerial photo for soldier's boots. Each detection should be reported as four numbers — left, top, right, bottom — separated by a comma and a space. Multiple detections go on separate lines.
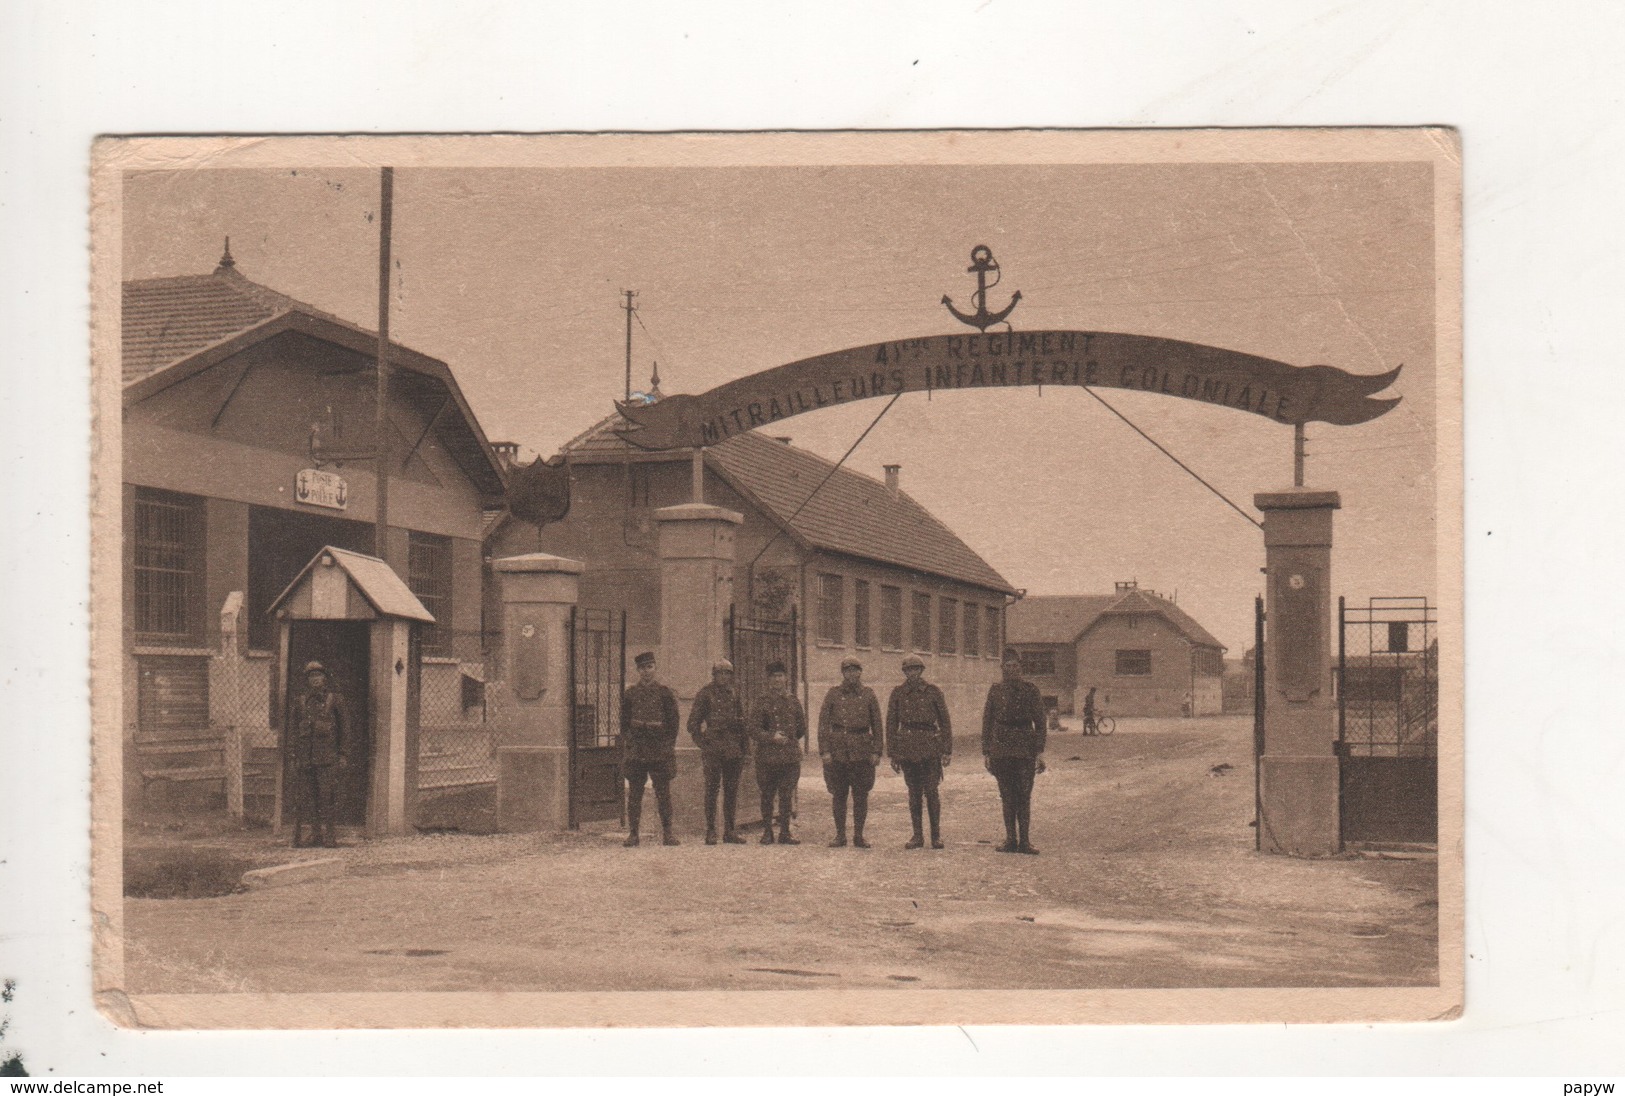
777, 826, 800, 846
624, 833, 641, 848
705, 828, 719, 846
931, 832, 945, 850
996, 838, 1020, 853
759, 828, 776, 845
851, 833, 871, 849
1017, 843, 1040, 855
723, 830, 747, 845
828, 827, 847, 848
904, 832, 925, 850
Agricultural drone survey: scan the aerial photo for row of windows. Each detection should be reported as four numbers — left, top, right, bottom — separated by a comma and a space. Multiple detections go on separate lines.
816, 572, 1002, 657
131, 487, 457, 656
1019, 648, 1156, 677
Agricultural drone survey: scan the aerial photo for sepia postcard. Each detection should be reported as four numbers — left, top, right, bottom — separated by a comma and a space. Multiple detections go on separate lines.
90, 129, 1463, 1029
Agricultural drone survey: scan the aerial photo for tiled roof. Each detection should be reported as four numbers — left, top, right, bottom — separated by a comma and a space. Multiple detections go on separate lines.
1008, 589, 1226, 650
1006, 595, 1116, 645
121, 267, 348, 383
561, 413, 1014, 594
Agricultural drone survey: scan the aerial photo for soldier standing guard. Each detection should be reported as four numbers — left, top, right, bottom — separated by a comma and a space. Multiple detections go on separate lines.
981, 647, 1048, 855
886, 655, 953, 849
289, 660, 349, 849
688, 659, 749, 845
620, 651, 681, 847
750, 660, 806, 845
818, 656, 884, 849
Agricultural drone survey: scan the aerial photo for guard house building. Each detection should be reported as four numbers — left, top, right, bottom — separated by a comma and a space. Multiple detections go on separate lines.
121, 250, 507, 823
490, 393, 1018, 742
1006, 583, 1228, 718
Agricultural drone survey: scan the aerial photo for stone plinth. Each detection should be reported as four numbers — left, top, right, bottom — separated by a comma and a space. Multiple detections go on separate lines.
1255, 488, 1342, 857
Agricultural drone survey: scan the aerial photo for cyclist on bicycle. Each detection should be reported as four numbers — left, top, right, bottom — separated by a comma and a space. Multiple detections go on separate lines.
1082, 686, 1099, 736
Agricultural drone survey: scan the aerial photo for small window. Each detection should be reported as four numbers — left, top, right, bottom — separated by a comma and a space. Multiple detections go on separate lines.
1115, 649, 1152, 676
1019, 649, 1056, 676
911, 592, 933, 652
133, 487, 207, 642
939, 597, 958, 653
986, 605, 1002, 658
963, 602, 981, 657
408, 531, 454, 656
879, 585, 904, 651
853, 579, 871, 648
816, 572, 844, 645
627, 463, 654, 509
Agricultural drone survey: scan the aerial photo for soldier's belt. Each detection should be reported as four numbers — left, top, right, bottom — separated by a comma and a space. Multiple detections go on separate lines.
902, 722, 939, 730
830, 727, 874, 735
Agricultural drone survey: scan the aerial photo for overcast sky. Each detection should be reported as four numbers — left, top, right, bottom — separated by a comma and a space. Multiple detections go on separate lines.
122, 157, 1436, 654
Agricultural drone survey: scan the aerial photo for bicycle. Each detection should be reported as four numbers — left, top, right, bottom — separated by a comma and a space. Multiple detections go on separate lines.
1082, 714, 1116, 736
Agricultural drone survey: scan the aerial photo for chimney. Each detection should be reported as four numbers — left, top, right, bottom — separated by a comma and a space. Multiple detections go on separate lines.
884, 464, 901, 495
490, 441, 521, 469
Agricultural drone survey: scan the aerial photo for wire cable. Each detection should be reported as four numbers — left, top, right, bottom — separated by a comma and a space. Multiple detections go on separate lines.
748, 392, 905, 568
1081, 387, 1264, 530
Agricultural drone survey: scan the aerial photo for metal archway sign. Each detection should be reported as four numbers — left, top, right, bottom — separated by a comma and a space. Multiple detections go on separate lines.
613, 330, 1401, 452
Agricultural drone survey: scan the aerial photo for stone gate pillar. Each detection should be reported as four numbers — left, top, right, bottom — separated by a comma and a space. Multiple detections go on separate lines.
491, 552, 582, 832
655, 503, 743, 832
1255, 488, 1341, 856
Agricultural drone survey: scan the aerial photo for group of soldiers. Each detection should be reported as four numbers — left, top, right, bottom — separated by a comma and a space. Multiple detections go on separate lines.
618, 645, 1048, 854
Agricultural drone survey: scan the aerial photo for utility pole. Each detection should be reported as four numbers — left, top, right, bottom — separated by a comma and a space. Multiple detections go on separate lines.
622, 289, 637, 403
1293, 423, 1306, 488
375, 166, 394, 559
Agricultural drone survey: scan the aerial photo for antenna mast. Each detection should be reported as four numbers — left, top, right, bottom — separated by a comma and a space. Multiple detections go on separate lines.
622, 289, 637, 402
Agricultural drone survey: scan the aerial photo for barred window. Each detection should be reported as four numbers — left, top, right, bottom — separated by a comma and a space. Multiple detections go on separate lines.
408, 531, 454, 656
137, 654, 210, 735
816, 572, 844, 645
133, 488, 206, 641
853, 580, 871, 648
939, 597, 958, 653
986, 605, 1002, 658
1115, 649, 1153, 676
879, 585, 903, 651
911, 592, 933, 652
963, 601, 981, 657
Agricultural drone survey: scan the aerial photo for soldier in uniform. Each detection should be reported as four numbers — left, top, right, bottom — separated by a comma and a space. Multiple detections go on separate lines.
750, 660, 805, 845
620, 651, 681, 847
289, 660, 349, 849
818, 656, 883, 849
981, 647, 1048, 854
688, 658, 749, 845
886, 654, 953, 849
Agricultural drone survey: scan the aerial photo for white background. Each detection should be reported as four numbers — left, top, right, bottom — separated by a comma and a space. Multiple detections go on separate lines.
1, 0, 1622, 1078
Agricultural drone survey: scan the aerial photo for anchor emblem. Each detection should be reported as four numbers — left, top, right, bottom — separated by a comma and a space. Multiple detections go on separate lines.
941, 244, 1021, 332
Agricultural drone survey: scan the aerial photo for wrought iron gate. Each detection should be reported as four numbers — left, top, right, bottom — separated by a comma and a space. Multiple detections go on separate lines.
569, 607, 625, 828
725, 605, 800, 715
1336, 596, 1438, 845
1252, 594, 1266, 850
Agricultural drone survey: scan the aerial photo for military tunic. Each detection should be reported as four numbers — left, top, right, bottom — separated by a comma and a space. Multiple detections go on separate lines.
289, 684, 347, 848
687, 682, 748, 759
885, 679, 952, 762
751, 692, 807, 766
818, 684, 884, 761
981, 679, 1047, 759
621, 680, 680, 769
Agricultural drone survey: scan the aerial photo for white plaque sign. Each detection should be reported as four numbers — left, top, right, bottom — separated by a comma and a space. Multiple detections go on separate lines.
295, 468, 348, 510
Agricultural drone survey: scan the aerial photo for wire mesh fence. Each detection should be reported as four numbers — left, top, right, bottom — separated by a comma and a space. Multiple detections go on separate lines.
413, 628, 501, 831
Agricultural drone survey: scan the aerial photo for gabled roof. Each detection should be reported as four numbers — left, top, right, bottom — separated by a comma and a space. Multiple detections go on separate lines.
1008, 589, 1226, 651
560, 412, 1015, 595
122, 263, 507, 496
1005, 595, 1116, 645
268, 546, 435, 623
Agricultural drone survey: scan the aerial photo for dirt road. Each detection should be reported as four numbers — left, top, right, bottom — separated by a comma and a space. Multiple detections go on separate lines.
124, 715, 1438, 993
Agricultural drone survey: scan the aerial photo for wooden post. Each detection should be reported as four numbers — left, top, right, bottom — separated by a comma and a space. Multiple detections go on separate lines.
224, 723, 244, 820
1293, 423, 1306, 487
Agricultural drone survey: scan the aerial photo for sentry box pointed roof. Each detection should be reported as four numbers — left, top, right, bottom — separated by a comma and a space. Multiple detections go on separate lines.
268, 546, 435, 624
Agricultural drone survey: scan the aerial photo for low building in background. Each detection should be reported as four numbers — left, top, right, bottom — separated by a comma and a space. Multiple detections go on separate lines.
1006, 583, 1228, 718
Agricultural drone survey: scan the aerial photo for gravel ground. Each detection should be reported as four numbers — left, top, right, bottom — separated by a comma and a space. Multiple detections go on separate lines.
122, 715, 1439, 993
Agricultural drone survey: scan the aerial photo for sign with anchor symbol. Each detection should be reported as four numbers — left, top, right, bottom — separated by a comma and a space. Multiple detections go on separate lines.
942, 244, 1021, 332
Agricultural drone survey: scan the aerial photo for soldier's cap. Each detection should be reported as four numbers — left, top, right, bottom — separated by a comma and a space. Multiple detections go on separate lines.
765, 660, 787, 676
840, 656, 863, 671
1002, 646, 1022, 664
303, 661, 327, 675
712, 659, 735, 674
634, 651, 656, 668
901, 655, 926, 671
